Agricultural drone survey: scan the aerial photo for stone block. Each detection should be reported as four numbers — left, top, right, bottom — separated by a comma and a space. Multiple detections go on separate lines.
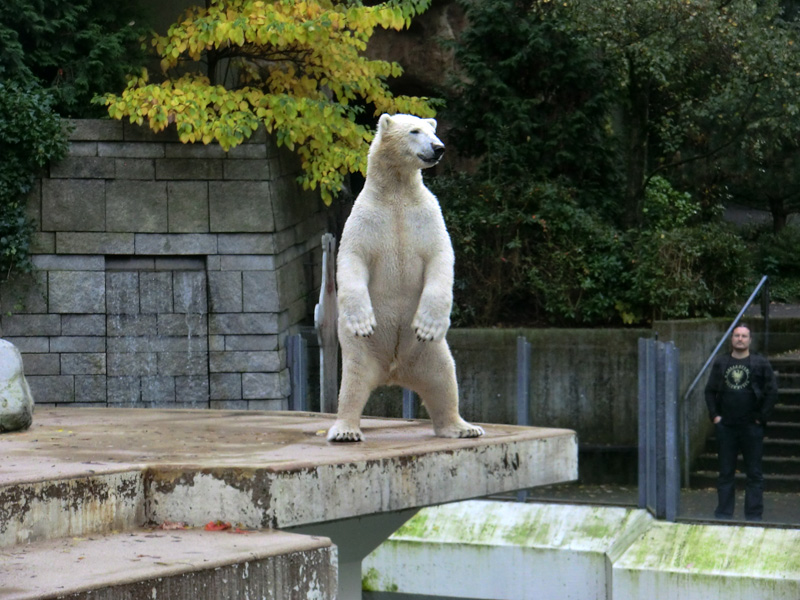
0, 340, 35, 431
223, 159, 271, 181
209, 335, 225, 351
61, 315, 106, 336
157, 314, 207, 337
209, 182, 274, 232
210, 400, 247, 410
107, 376, 140, 404
141, 376, 176, 403
0, 271, 47, 314
208, 271, 243, 313
134, 233, 218, 255
218, 233, 276, 255
165, 143, 226, 159
48, 271, 105, 314
67, 119, 123, 141
20, 353, 60, 376
99, 142, 165, 158
243, 371, 290, 399
26, 375, 74, 403
155, 256, 205, 271
68, 142, 99, 157
221, 255, 275, 271
139, 272, 173, 314
50, 336, 106, 353
123, 121, 178, 142
75, 375, 106, 403
106, 256, 156, 271
243, 271, 280, 312
108, 336, 202, 353
107, 314, 156, 337
173, 271, 208, 314
247, 399, 287, 410
167, 181, 209, 233
227, 143, 268, 159
106, 181, 168, 232
209, 350, 281, 373
107, 352, 158, 377
106, 272, 139, 315
209, 313, 278, 335
224, 335, 278, 351
32, 255, 105, 271
278, 256, 310, 307
176, 375, 210, 404
30, 232, 55, 254
60, 353, 106, 375
270, 176, 320, 231
158, 351, 208, 376
210, 373, 242, 400
114, 158, 156, 180
156, 158, 223, 180
2, 337, 49, 352
56, 232, 135, 254
42, 180, 105, 231
49, 156, 115, 179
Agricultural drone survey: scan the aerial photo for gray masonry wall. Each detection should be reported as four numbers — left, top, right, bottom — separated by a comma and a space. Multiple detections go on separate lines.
0, 119, 325, 410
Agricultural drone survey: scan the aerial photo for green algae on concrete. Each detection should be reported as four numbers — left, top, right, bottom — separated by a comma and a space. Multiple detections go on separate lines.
614, 521, 800, 599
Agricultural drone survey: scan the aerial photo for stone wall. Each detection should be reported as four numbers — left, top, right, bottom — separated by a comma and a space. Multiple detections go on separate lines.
0, 119, 326, 410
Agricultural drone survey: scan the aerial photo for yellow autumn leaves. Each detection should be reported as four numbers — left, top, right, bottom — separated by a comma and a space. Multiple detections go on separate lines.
100, 0, 436, 204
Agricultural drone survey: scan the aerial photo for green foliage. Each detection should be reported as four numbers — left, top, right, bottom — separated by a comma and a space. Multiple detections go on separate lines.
99, 0, 436, 205
442, 0, 622, 210
625, 224, 750, 322
0, 82, 69, 280
0, 0, 151, 117
754, 226, 800, 302
642, 176, 699, 230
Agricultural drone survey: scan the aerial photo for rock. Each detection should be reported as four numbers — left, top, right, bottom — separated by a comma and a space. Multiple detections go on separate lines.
0, 339, 34, 432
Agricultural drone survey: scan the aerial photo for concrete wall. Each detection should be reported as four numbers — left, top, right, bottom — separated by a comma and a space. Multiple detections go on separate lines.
363, 500, 800, 600
0, 119, 326, 410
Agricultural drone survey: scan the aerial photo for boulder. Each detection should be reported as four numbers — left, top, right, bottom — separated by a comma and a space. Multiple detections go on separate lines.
0, 339, 34, 432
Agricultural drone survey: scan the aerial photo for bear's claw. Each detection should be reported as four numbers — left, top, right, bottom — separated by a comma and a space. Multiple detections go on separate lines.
435, 422, 485, 439
412, 312, 449, 342
342, 306, 377, 338
327, 423, 365, 442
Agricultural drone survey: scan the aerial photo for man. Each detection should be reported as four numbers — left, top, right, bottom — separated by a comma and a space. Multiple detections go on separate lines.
704, 323, 777, 521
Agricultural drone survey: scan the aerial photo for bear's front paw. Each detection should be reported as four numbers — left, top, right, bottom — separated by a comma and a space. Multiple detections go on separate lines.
342, 306, 377, 338
412, 311, 449, 342
435, 419, 485, 439
327, 421, 365, 442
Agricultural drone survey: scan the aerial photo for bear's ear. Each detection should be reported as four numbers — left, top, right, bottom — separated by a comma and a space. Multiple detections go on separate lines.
378, 113, 394, 133
424, 118, 437, 132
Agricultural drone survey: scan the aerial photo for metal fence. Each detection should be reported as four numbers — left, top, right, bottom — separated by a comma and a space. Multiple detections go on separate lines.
638, 337, 680, 521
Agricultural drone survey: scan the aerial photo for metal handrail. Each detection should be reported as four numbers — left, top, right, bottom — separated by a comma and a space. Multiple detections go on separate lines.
681, 275, 770, 487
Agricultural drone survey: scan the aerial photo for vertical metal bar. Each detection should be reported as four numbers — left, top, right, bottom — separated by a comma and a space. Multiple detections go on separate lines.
315, 234, 338, 414
402, 388, 416, 420
637, 338, 650, 509
516, 336, 531, 503
655, 341, 667, 519
646, 340, 658, 516
287, 334, 308, 412
763, 279, 770, 356
664, 342, 680, 522
516, 336, 531, 427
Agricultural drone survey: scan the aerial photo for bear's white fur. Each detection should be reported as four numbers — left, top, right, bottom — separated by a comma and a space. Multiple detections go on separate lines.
327, 113, 485, 442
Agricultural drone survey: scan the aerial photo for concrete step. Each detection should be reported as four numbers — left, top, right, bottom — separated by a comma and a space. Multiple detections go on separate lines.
771, 404, 800, 423
769, 357, 800, 373
0, 528, 335, 600
776, 389, 800, 406
694, 453, 800, 476
690, 470, 800, 493
703, 436, 800, 458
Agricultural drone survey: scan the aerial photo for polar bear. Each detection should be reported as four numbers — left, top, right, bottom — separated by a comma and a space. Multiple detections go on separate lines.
327, 113, 485, 442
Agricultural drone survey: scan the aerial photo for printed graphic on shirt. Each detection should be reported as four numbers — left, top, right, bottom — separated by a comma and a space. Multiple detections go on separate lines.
724, 364, 751, 391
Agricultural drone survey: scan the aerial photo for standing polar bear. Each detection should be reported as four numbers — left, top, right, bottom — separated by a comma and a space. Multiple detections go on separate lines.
327, 113, 485, 442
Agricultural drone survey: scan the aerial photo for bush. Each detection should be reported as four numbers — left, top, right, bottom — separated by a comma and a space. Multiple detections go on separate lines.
754, 226, 800, 302
0, 82, 68, 280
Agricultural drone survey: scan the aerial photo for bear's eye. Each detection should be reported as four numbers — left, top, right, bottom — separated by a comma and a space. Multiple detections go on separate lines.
410, 129, 421, 135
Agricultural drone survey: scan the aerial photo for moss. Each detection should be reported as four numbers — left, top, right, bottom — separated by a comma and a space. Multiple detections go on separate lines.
361, 567, 398, 592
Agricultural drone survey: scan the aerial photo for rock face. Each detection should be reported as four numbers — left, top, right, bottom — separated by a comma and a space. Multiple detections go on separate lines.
0, 339, 34, 432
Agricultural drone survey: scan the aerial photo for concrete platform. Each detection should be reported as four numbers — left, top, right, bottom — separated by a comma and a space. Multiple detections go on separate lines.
0, 407, 578, 599
2, 528, 335, 600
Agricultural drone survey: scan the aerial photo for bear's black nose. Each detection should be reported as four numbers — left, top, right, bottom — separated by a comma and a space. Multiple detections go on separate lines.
432, 144, 445, 159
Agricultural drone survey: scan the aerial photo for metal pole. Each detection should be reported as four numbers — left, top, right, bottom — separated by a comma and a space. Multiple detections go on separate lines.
402, 389, 416, 420
516, 336, 531, 502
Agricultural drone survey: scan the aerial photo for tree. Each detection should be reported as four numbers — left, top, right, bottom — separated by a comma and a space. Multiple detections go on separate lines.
0, 0, 151, 117
98, 0, 436, 205
545, 0, 800, 229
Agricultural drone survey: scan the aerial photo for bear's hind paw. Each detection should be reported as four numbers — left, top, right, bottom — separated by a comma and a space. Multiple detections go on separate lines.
435, 422, 485, 439
327, 422, 365, 442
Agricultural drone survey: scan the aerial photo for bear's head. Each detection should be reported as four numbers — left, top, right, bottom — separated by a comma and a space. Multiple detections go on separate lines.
371, 113, 445, 170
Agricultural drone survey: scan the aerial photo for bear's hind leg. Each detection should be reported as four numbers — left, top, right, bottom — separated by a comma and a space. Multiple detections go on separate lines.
327, 353, 384, 442
406, 344, 485, 439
